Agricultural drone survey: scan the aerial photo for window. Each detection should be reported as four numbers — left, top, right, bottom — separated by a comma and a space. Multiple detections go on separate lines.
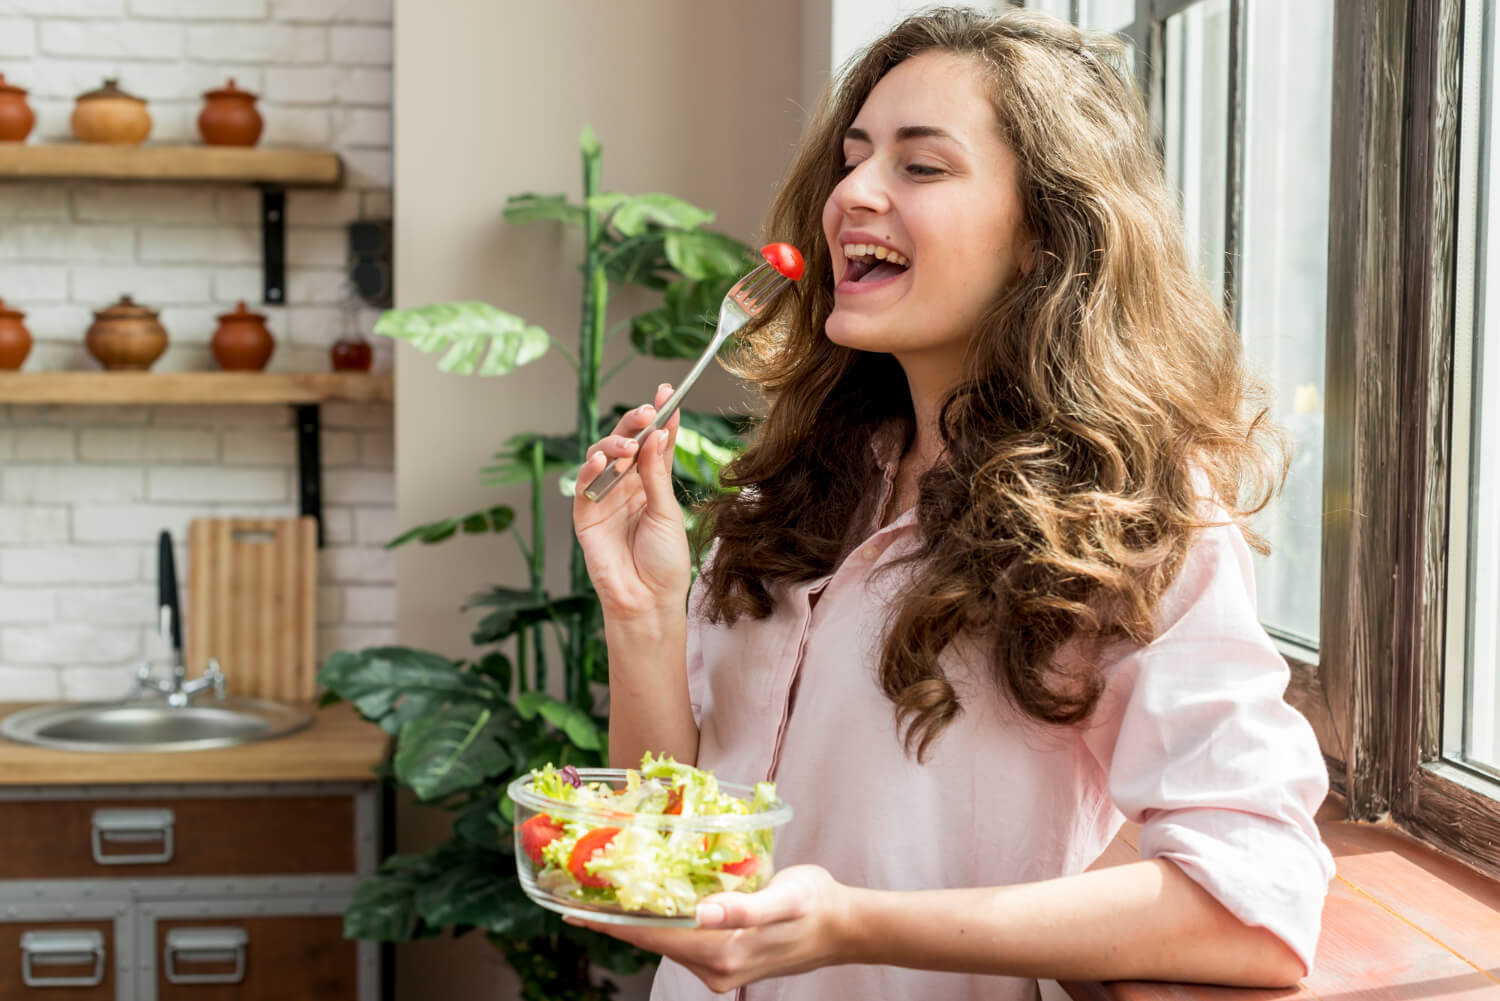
1449, 0, 1500, 779
1028, 0, 1500, 870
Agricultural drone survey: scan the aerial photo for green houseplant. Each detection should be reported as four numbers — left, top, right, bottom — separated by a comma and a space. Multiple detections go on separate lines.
317, 126, 754, 1000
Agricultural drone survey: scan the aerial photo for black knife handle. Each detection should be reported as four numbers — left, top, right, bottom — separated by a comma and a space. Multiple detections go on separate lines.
157, 530, 183, 654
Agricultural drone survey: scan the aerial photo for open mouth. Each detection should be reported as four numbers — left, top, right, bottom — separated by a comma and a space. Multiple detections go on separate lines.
841, 242, 911, 285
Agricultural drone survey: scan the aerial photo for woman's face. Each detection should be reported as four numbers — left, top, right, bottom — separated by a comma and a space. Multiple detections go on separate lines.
821, 50, 1033, 390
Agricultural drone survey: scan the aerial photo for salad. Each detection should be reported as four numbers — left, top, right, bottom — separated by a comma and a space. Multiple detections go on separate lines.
512, 753, 783, 918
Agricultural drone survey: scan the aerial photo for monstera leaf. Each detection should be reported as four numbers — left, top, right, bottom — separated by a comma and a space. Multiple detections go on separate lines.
374, 302, 550, 375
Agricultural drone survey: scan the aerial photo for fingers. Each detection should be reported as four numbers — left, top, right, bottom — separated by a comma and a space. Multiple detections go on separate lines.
695, 885, 805, 930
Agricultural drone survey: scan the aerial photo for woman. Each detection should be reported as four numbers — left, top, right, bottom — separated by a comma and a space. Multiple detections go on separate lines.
571, 8, 1333, 1000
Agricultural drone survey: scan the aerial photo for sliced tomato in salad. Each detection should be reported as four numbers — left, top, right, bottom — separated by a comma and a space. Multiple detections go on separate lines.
721, 855, 759, 877
568, 826, 622, 888
760, 242, 804, 281
519, 814, 565, 866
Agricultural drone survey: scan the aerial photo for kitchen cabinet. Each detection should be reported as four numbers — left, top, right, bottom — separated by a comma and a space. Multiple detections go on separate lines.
0, 782, 380, 1001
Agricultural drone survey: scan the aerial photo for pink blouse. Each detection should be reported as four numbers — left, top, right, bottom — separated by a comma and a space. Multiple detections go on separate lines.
650, 447, 1335, 1001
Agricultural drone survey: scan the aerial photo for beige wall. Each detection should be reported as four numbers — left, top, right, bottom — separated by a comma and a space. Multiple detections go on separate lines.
391, 2, 813, 997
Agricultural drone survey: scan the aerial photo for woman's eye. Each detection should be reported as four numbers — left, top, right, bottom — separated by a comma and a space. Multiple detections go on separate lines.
907, 164, 943, 178
835, 163, 857, 178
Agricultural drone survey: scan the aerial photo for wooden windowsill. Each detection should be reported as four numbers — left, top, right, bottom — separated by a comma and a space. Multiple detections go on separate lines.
0, 371, 392, 405
1062, 796, 1500, 999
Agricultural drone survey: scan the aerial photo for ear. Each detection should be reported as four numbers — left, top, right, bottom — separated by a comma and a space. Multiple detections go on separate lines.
1017, 235, 1041, 277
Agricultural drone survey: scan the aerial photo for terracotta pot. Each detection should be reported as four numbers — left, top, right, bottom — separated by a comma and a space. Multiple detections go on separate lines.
0, 298, 32, 370
198, 78, 263, 147
211, 300, 275, 371
86, 295, 168, 370
71, 79, 151, 145
330, 334, 372, 372
0, 73, 35, 143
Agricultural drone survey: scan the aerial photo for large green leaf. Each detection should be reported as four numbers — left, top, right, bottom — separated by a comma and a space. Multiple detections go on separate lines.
317, 647, 504, 735
415, 856, 531, 933
480, 432, 580, 487
374, 302, 550, 376
394, 703, 511, 801
344, 867, 426, 941
466, 589, 595, 646
514, 691, 603, 751
630, 275, 737, 359
587, 193, 714, 238
386, 505, 514, 549
664, 230, 753, 281
502, 192, 585, 228
599, 232, 674, 291
454, 790, 509, 853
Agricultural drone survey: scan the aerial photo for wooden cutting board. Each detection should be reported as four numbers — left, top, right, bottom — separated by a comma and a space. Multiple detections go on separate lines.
185, 517, 318, 702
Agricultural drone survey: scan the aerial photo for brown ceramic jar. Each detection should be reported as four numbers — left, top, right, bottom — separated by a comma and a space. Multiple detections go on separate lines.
86, 296, 168, 370
71, 79, 151, 145
211, 300, 275, 370
0, 298, 32, 370
198, 78, 263, 147
0, 73, 35, 143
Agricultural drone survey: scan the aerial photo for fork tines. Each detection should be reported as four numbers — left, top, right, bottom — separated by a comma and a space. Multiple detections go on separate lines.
732, 262, 792, 313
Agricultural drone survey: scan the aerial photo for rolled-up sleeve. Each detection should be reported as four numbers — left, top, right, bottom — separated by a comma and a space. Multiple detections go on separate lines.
1082, 519, 1336, 974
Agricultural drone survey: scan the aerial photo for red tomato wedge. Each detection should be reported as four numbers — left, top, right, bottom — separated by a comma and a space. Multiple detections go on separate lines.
567, 827, 621, 888
664, 788, 684, 815
519, 814, 565, 866
761, 242, 804, 281
722, 855, 759, 878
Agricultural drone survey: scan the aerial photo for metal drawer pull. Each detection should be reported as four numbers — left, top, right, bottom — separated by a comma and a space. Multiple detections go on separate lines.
20, 929, 106, 987
90, 808, 175, 865
164, 927, 248, 985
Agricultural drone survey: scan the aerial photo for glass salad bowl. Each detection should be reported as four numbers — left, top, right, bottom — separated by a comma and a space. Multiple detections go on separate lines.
506, 757, 793, 926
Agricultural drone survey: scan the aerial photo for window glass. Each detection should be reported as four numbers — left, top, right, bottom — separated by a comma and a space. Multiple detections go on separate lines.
1239, 0, 1334, 649
1079, 0, 1134, 33
1163, 0, 1230, 306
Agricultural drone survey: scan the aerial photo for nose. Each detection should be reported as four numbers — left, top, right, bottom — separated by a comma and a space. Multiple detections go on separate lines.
828, 158, 890, 217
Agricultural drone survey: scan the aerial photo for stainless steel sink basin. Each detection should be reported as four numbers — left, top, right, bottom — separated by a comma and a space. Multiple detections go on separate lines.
0, 698, 313, 753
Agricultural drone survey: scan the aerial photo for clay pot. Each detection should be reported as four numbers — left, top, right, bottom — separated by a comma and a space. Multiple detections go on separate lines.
198, 78, 263, 147
86, 296, 168, 370
0, 298, 32, 370
330, 334, 372, 372
71, 79, 151, 145
211, 300, 275, 371
0, 73, 35, 143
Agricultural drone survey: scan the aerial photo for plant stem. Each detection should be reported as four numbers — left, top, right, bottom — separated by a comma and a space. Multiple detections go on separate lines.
571, 137, 607, 707
529, 439, 547, 693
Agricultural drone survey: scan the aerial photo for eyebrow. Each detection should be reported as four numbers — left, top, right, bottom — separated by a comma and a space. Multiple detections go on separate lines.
844, 125, 967, 148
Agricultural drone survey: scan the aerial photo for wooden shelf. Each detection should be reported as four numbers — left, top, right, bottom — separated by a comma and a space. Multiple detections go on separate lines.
0, 372, 392, 405
0, 143, 342, 187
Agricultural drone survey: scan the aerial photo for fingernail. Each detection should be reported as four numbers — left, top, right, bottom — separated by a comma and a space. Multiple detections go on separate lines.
659, 383, 671, 393
623, 439, 638, 451
696, 902, 725, 927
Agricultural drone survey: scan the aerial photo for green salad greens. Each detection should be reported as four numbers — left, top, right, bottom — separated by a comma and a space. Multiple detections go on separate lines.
516, 753, 779, 917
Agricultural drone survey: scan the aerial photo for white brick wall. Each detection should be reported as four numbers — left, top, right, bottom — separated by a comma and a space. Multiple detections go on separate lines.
0, 0, 394, 375
0, 403, 396, 698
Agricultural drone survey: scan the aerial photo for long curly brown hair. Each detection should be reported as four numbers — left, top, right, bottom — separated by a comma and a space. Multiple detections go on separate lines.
697, 7, 1287, 761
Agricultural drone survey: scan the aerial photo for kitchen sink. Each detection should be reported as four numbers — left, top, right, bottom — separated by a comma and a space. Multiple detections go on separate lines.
0, 698, 313, 753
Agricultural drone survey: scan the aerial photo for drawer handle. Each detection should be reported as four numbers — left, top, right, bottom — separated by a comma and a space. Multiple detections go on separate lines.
164, 927, 248, 985
90, 808, 175, 865
19, 929, 106, 988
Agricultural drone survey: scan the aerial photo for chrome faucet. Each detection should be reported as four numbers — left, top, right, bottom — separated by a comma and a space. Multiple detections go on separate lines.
131, 530, 227, 707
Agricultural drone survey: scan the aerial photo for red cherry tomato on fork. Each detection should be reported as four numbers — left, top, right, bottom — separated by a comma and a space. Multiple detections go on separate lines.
519, 814, 565, 866
567, 827, 621, 888
761, 242, 804, 281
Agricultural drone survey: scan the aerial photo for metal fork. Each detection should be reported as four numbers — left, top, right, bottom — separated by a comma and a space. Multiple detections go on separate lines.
583, 261, 794, 501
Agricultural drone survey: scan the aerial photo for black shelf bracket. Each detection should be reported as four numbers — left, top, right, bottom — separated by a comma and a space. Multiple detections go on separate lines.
295, 404, 324, 547
260, 185, 286, 305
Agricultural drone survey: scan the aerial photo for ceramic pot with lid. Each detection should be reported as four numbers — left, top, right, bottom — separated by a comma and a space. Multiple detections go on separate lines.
0, 298, 32, 370
211, 300, 275, 371
71, 79, 151, 145
0, 73, 35, 143
198, 78, 263, 147
86, 296, 168, 370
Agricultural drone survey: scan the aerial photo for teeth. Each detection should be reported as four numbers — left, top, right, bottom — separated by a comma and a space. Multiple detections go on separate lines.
841, 243, 910, 268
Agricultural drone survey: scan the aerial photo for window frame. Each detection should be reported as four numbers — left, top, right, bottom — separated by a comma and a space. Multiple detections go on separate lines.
1051, 0, 1500, 874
